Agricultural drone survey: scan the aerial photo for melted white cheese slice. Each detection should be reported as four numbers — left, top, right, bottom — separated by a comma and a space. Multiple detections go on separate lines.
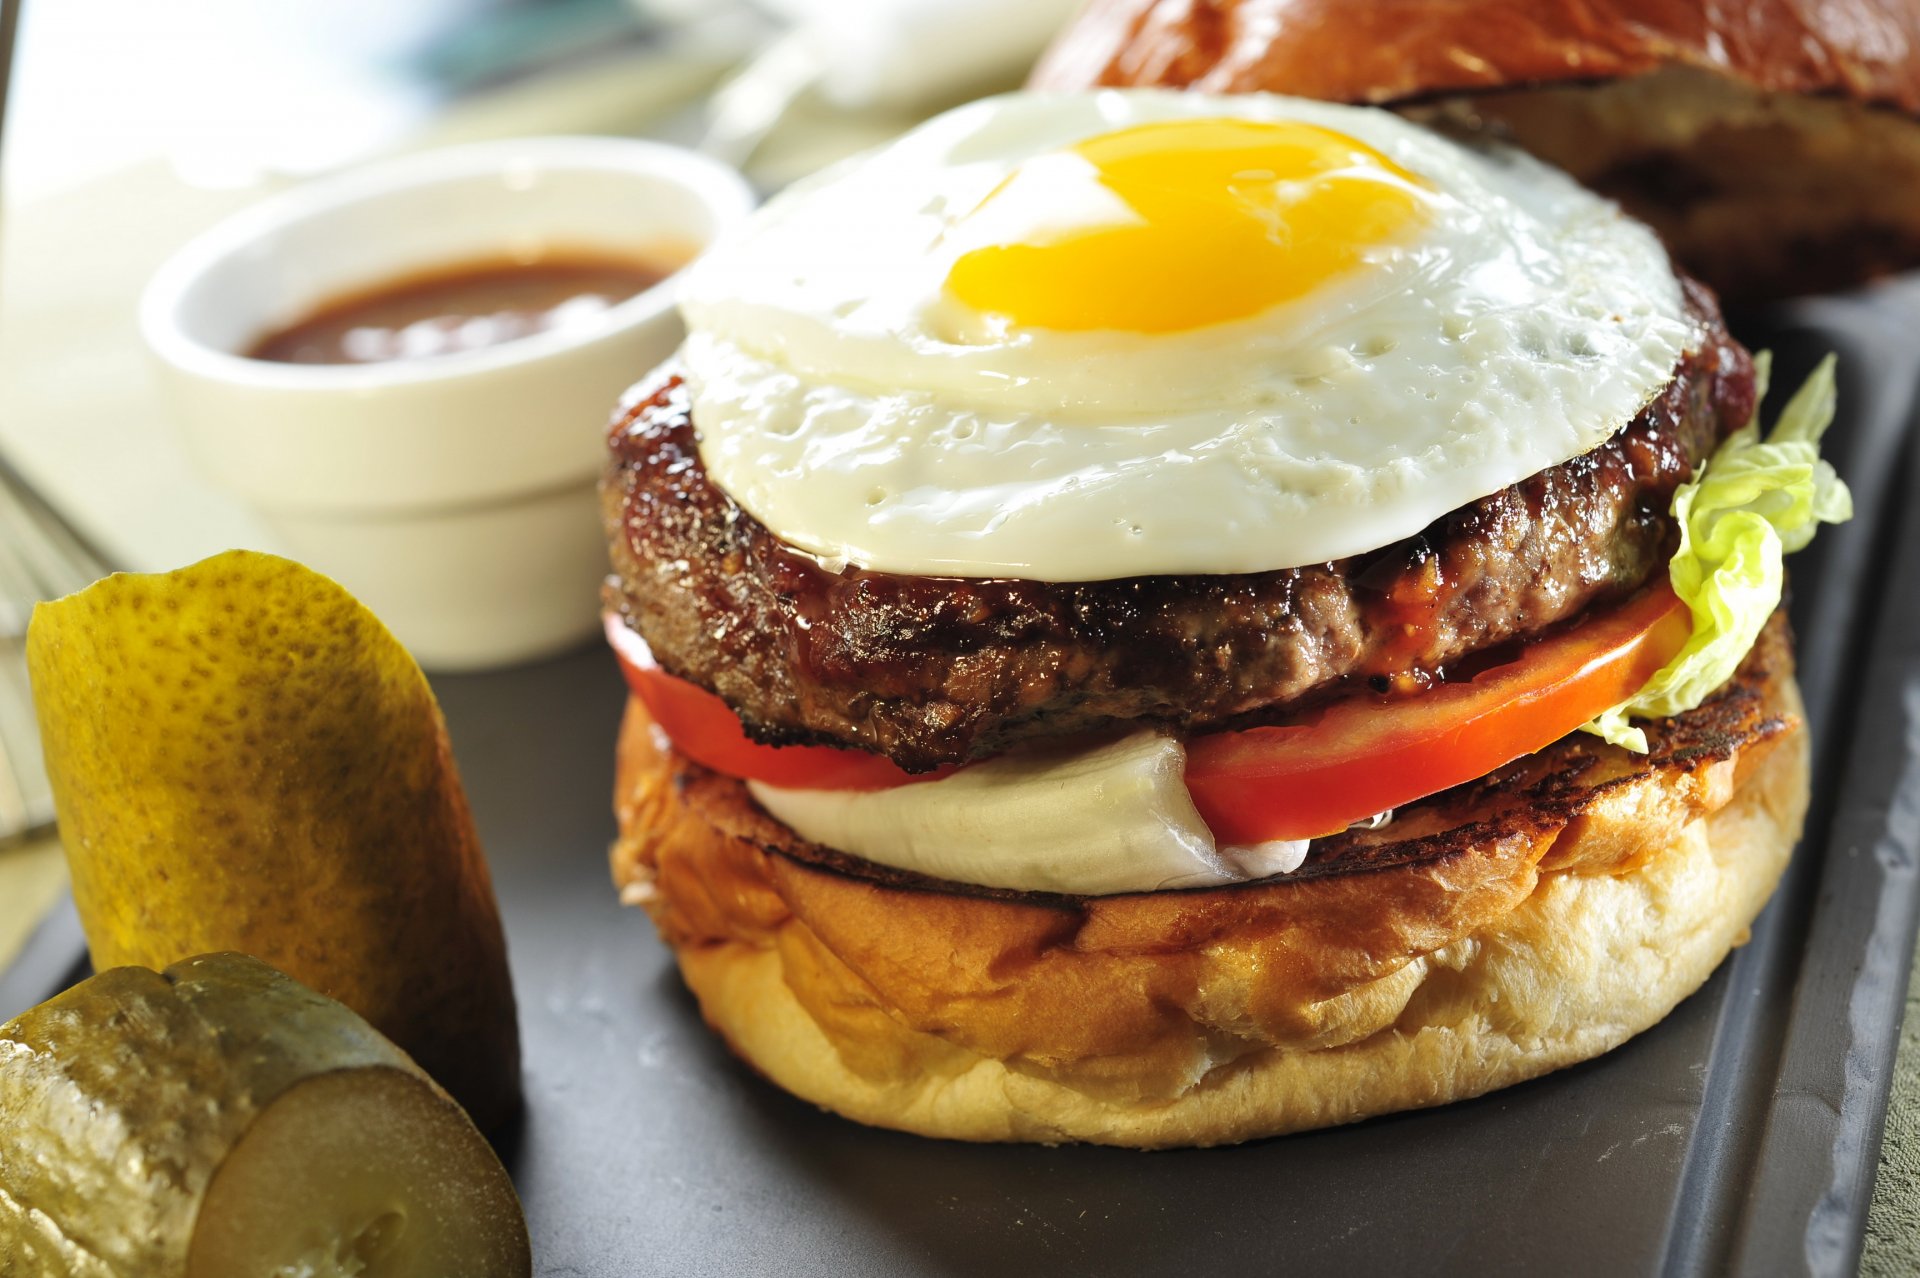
747, 731, 1309, 896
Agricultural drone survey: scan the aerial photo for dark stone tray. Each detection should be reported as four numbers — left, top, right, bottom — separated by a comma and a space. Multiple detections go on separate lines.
5, 281, 1918, 1277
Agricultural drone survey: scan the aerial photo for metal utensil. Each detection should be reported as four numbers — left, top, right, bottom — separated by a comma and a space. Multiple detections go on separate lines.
0, 1, 113, 842
0, 456, 108, 845
0, 1, 36, 844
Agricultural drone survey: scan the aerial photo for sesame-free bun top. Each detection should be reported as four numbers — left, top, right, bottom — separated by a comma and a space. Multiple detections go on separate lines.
1033, 0, 1920, 299
1033, 0, 1920, 112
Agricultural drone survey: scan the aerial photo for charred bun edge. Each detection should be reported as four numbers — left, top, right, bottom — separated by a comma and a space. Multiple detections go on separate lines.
610, 619, 1808, 1146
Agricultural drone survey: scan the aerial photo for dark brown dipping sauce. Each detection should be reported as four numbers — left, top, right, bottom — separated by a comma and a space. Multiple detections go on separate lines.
247, 248, 680, 365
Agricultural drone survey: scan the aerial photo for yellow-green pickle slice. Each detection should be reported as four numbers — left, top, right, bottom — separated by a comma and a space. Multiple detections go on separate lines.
0, 952, 531, 1278
25, 550, 520, 1132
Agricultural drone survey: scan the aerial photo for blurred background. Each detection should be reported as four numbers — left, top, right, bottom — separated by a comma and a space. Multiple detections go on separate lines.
5, 0, 1082, 198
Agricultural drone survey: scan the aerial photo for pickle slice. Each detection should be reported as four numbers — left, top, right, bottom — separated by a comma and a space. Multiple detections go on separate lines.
0, 953, 531, 1278
25, 550, 520, 1130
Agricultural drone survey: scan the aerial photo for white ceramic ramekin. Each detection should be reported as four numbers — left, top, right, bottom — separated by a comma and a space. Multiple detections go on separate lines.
141, 136, 755, 670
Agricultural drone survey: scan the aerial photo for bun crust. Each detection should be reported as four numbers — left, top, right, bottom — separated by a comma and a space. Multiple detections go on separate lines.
611, 623, 1807, 1146
1032, 0, 1920, 299
1032, 0, 1920, 110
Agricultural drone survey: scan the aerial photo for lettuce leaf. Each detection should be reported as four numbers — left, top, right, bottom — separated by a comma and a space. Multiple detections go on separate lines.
1583, 352, 1852, 752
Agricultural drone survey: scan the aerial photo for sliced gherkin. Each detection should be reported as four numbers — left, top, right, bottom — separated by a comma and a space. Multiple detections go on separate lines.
25, 549, 519, 1131
0, 952, 531, 1278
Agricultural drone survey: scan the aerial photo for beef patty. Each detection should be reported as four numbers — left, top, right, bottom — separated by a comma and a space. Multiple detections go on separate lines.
604, 278, 1752, 772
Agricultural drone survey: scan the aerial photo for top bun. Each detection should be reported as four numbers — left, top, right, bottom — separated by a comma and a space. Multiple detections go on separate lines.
1033, 0, 1920, 299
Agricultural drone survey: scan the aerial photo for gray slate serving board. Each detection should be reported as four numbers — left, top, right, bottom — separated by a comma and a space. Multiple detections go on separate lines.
4, 283, 1918, 1277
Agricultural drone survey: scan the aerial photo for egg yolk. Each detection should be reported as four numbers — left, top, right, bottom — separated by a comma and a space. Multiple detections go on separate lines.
944, 117, 1432, 334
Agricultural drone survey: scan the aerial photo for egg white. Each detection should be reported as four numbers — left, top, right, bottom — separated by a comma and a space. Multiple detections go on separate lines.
676, 89, 1700, 580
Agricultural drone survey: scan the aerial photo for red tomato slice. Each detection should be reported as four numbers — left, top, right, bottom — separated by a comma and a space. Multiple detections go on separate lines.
1184, 584, 1692, 843
605, 615, 940, 791
607, 584, 1690, 838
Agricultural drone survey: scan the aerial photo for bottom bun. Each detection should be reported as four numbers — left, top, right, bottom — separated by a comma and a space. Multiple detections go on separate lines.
612, 625, 1808, 1148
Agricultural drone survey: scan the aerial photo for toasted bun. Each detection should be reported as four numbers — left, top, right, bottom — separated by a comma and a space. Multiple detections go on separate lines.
611, 620, 1807, 1147
1032, 0, 1920, 299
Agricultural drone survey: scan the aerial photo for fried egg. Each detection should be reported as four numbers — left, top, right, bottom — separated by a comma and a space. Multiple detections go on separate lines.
676, 90, 1699, 579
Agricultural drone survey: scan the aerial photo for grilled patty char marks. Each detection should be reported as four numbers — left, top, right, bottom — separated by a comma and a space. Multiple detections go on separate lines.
604, 279, 1752, 772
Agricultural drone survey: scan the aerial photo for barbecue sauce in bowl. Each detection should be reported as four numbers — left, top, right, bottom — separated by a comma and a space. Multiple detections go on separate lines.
248, 249, 680, 365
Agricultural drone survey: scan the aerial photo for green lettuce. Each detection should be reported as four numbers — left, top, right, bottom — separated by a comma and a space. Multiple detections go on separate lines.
1583, 352, 1853, 752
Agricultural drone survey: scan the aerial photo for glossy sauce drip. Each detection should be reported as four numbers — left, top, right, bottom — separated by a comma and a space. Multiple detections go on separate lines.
248, 249, 680, 365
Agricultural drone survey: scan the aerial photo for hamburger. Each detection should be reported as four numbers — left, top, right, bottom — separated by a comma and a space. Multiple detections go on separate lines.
1031, 0, 1920, 301
600, 90, 1850, 1147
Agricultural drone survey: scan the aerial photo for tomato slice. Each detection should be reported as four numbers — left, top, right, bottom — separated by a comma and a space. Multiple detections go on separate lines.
607, 584, 1690, 839
1183, 584, 1691, 843
605, 616, 940, 791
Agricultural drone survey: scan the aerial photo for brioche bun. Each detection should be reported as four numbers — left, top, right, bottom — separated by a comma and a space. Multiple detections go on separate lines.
610, 621, 1807, 1147
1032, 0, 1920, 299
